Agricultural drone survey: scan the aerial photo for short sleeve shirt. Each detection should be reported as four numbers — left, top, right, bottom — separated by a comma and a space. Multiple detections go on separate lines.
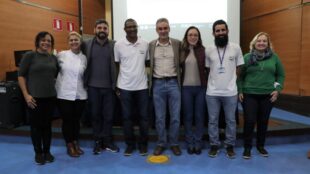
205, 42, 244, 96
114, 38, 149, 90
18, 51, 58, 98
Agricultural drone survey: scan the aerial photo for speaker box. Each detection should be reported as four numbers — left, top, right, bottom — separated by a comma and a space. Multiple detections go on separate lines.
6, 71, 18, 81
0, 81, 26, 129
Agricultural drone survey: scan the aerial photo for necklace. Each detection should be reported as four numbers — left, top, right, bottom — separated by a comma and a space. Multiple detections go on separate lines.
260, 61, 265, 71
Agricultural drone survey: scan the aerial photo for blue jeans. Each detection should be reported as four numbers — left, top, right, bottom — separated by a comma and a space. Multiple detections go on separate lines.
182, 86, 206, 149
88, 87, 115, 145
119, 89, 149, 147
153, 78, 181, 146
206, 95, 238, 146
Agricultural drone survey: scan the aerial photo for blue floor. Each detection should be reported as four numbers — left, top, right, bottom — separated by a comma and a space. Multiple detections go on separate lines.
0, 107, 310, 174
0, 137, 309, 174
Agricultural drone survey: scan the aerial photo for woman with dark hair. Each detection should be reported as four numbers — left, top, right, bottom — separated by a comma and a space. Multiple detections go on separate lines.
180, 26, 207, 155
56, 31, 87, 157
238, 32, 285, 159
18, 31, 59, 165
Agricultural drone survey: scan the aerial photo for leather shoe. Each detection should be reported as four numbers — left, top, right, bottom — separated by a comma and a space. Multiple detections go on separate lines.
67, 143, 79, 157
153, 145, 165, 156
171, 145, 182, 156
73, 141, 84, 155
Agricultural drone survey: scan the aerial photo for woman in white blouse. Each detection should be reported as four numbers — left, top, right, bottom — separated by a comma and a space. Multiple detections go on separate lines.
56, 31, 87, 157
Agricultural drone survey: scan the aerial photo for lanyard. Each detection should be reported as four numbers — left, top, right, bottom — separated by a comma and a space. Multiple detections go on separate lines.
217, 46, 227, 67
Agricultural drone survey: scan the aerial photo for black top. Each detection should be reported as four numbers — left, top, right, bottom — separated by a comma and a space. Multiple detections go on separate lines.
18, 51, 59, 98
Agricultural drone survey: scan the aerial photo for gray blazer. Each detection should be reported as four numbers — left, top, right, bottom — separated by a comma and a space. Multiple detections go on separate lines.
82, 38, 117, 90
148, 38, 181, 89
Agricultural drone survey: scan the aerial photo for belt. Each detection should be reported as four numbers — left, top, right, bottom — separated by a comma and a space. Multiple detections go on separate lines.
153, 76, 177, 80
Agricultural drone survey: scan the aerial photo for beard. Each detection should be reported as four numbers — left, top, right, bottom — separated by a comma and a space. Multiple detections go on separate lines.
214, 34, 228, 47
96, 31, 107, 40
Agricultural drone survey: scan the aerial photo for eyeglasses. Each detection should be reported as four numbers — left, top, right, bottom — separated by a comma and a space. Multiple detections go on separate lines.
187, 34, 199, 37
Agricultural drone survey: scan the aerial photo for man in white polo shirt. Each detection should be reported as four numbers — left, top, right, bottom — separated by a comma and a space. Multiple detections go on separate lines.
114, 18, 150, 156
205, 19, 244, 159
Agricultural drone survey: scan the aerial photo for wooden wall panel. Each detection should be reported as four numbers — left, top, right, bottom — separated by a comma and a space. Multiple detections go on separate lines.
242, 0, 301, 20
0, 1, 79, 80
300, 5, 310, 95
82, 0, 105, 35
241, 19, 259, 53
27, 0, 79, 16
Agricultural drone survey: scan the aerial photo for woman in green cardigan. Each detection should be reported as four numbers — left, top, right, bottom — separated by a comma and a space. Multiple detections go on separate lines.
238, 32, 285, 159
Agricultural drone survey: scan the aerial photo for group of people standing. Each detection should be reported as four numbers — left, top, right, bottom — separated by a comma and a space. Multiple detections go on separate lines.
17, 18, 285, 165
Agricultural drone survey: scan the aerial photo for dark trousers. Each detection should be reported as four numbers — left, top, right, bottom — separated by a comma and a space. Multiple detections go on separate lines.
88, 87, 115, 145
182, 86, 206, 149
243, 94, 273, 148
57, 99, 86, 143
28, 97, 56, 154
119, 89, 149, 147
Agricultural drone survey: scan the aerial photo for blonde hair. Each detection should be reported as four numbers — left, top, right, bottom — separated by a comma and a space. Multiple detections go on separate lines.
249, 32, 273, 51
67, 31, 82, 41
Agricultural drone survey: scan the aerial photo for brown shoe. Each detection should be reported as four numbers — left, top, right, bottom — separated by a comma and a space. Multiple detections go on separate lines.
73, 141, 84, 155
67, 143, 79, 157
153, 145, 165, 156
171, 145, 182, 156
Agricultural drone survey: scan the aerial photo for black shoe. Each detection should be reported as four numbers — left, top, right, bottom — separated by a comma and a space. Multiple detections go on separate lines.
187, 147, 195, 155
243, 148, 251, 159
44, 152, 55, 163
35, 153, 45, 165
226, 146, 236, 159
194, 147, 202, 155
208, 145, 219, 158
93, 141, 102, 155
104, 143, 120, 153
124, 146, 135, 156
257, 147, 269, 157
171, 145, 182, 156
138, 145, 148, 156
153, 145, 165, 156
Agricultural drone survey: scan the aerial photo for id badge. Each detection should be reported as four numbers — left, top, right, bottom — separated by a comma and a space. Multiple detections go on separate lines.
218, 66, 226, 74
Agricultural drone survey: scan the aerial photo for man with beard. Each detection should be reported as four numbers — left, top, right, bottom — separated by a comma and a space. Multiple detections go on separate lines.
83, 19, 119, 155
149, 18, 182, 156
205, 19, 244, 159
114, 19, 150, 156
